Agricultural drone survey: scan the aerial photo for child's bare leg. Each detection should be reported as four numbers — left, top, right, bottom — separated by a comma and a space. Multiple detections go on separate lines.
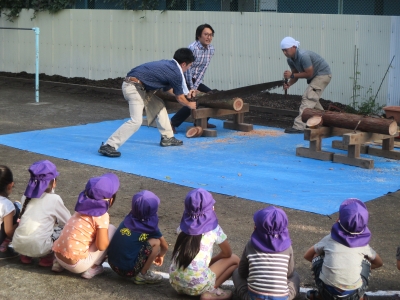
140, 238, 160, 274
210, 254, 240, 288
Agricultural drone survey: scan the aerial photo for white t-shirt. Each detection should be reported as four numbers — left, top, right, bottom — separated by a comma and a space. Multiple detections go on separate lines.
13, 193, 71, 257
0, 196, 16, 227
314, 234, 376, 290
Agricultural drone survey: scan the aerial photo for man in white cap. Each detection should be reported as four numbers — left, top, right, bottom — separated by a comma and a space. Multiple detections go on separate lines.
281, 37, 332, 133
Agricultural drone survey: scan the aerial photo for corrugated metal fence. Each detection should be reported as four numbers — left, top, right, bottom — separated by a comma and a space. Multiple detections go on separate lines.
0, 9, 399, 106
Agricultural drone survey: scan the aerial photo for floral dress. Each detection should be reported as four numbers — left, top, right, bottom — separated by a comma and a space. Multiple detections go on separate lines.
169, 225, 227, 295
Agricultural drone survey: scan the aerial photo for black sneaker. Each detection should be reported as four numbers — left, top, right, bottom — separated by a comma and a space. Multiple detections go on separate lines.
284, 128, 304, 134
160, 135, 183, 147
98, 142, 121, 157
0, 247, 19, 260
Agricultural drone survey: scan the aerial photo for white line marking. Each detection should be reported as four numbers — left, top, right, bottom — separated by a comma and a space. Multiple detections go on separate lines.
102, 263, 400, 296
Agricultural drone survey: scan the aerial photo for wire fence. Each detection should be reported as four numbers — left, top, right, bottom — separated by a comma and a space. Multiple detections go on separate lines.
3, 0, 400, 15
73, 0, 400, 15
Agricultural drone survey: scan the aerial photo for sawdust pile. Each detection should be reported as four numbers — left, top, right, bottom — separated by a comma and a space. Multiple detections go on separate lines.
236, 130, 283, 137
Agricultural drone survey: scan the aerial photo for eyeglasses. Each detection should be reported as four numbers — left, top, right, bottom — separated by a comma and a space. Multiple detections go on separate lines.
203, 33, 214, 38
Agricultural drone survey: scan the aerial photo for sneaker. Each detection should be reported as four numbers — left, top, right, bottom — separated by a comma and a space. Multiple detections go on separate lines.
98, 142, 121, 157
160, 135, 183, 147
200, 288, 232, 300
284, 127, 304, 134
81, 265, 104, 279
133, 270, 163, 284
51, 259, 64, 273
20, 255, 33, 264
39, 252, 54, 267
0, 247, 19, 260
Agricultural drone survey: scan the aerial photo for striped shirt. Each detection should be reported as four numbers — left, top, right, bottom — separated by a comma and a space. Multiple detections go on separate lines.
184, 40, 215, 90
238, 241, 294, 296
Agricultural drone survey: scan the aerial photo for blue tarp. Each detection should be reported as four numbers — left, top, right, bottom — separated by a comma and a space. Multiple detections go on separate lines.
1, 117, 399, 215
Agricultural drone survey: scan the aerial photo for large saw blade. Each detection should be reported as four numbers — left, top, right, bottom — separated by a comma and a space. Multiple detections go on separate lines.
196, 80, 284, 101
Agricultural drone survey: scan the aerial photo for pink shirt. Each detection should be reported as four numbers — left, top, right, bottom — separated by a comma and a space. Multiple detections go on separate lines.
53, 212, 109, 260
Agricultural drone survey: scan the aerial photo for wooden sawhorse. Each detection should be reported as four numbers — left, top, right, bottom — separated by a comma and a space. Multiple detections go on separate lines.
296, 126, 400, 169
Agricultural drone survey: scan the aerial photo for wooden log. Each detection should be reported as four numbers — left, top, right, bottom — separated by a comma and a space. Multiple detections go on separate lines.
154, 90, 244, 111
301, 108, 398, 136
306, 115, 323, 129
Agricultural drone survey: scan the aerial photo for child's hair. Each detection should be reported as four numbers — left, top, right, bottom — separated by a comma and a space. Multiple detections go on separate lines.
19, 178, 56, 219
172, 188, 219, 269
0, 165, 13, 197
171, 232, 202, 270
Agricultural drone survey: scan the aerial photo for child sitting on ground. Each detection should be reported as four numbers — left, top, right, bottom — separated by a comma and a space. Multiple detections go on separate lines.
233, 206, 300, 300
304, 198, 383, 300
107, 190, 168, 284
52, 173, 118, 278
169, 188, 239, 300
0, 165, 21, 259
12, 160, 71, 269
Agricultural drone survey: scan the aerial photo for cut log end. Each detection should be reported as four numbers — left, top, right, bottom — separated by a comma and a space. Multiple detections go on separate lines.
306, 116, 323, 129
233, 98, 244, 111
389, 121, 398, 136
186, 126, 203, 138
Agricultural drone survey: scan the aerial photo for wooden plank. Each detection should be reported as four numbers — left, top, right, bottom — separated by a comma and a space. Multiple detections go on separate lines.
367, 146, 400, 160
331, 140, 368, 154
234, 113, 244, 124
202, 129, 217, 137
348, 144, 360, 158
333, 154, 374, 169
342, 132, 392, 145
194, 118, 207, 128
309, 139, 321, 152
223, 121, 253, 132
192, 103, 249, 119
296, 147, 334, 161
382, 137, 394, 151
304, 127, 353, 141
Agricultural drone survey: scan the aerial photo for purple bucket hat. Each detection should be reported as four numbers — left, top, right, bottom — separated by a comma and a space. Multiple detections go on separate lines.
180, 188, 218, 235
331, 198, 371, 248
75, 173, 119, 217
251, 206, 292, 253
124, 190, 160, 233
24, 160, 59, 198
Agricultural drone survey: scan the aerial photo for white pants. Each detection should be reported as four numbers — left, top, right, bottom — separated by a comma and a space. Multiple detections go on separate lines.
106, 82, 174, 150
55, 224, 116, 274
293, 74, 332, 130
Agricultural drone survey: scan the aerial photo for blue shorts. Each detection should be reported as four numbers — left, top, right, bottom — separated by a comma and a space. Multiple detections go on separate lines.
248, 290, 288, 300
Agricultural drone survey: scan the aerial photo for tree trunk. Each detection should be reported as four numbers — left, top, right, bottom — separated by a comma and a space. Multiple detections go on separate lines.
302, 108, 398, 135
155, 90, 244, 111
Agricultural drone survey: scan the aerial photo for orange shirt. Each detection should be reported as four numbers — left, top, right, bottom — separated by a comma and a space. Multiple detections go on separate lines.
52, 212, 109, 260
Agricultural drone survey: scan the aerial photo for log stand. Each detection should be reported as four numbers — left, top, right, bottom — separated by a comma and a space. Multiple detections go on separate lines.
190, 103, 253, 137
296, 126, 400, 169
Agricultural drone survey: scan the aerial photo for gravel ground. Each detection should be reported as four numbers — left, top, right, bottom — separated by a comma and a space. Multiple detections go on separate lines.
0, 75, 398, 300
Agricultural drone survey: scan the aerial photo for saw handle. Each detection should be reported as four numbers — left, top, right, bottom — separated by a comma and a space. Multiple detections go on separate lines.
284, 78, 288, 98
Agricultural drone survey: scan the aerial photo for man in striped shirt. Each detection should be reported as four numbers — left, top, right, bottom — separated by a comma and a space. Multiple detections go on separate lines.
170, 24, 216, 132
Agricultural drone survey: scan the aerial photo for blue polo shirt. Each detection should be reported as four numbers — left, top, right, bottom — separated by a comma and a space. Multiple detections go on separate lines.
127, 59, 184, 95
287, 48, 331, 83
107, 221, 163, 271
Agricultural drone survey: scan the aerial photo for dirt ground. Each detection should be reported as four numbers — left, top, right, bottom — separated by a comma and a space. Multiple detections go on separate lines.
0, 75, 399, 300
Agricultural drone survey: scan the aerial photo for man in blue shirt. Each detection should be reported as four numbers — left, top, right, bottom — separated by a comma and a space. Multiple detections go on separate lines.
98, 48, 196, 157
170, 24, 216, 133
281, 37, 332, 134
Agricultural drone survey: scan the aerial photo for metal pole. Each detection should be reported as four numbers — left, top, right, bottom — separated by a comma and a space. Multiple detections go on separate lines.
0, 27, 40, 103
32, 27, 40, 103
